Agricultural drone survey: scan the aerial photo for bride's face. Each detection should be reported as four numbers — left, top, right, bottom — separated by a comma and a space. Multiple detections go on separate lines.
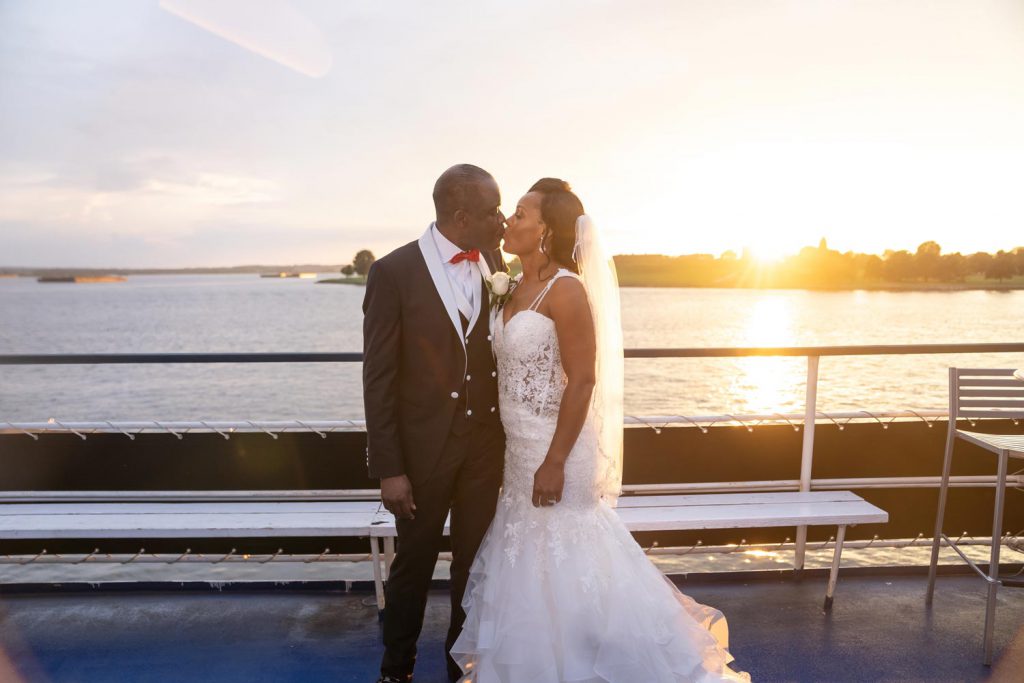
502, 192, 545, 257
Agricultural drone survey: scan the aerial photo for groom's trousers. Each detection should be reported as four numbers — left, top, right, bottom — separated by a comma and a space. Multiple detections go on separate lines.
380, 419, 505, 682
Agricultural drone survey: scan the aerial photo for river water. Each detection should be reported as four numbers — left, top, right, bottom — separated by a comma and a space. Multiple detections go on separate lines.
2, 274, 1022, 422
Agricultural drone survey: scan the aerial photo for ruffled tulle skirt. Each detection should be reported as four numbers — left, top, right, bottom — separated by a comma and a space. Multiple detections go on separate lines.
450, 496, 751, 682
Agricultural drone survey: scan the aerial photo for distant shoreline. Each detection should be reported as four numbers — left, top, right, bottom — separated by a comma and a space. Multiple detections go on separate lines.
317, 276, 367, 285
617, 279, 1024, 291
0, 265, 346, 277
3, 267, 1023, 292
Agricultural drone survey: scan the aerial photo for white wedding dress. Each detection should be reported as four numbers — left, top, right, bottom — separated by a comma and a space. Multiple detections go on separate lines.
451, 270, 751, 683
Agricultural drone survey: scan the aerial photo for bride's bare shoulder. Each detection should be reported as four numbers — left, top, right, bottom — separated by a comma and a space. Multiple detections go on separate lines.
545, 271, 590, 316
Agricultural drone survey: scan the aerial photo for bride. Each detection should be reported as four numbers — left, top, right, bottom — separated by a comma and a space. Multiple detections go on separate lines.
450, 178, 751, 682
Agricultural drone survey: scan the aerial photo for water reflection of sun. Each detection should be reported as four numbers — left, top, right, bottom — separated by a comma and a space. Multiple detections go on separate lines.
730, 296, 802, 414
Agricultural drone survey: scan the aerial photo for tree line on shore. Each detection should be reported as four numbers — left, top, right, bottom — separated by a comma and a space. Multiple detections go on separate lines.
339, 250, 375, 277
337, 241, 1024, 289
612, 241, 1024, 289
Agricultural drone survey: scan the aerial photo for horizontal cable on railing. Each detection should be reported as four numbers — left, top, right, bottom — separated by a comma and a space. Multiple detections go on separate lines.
0, 411, 963, 438
0, 474, 1016, 506
4, 342, 1024, 365
1, 535, 1019, 567
0, 419, 368, 437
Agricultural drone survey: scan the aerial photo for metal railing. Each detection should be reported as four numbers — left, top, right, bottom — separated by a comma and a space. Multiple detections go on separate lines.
3, 342, 1024, 568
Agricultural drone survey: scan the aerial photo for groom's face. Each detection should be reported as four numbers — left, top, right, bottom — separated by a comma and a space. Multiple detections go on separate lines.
462, 178, 505, 251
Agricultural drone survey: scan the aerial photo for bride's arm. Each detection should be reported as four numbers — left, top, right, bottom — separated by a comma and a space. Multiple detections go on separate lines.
532, 277, 597, 507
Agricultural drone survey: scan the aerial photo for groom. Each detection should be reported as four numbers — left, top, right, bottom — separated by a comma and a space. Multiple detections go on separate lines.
363, 164, 508, 683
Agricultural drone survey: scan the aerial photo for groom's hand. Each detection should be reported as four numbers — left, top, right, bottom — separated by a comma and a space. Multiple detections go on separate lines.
381, 474, 416, 520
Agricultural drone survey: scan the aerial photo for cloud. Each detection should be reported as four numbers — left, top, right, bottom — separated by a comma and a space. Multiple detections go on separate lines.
0, 216, 414, 269
0, 160, 286, 225
159, 0, 333, 78
3, 0, 1024, 265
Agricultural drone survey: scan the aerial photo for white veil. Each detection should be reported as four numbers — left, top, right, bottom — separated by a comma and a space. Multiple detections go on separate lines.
573, 215, 624, 506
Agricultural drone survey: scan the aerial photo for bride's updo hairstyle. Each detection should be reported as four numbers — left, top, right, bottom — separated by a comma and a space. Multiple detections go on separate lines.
529, 178, 584, 276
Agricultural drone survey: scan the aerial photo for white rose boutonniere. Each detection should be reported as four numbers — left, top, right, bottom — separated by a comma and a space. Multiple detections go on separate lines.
485, 271, 514, 309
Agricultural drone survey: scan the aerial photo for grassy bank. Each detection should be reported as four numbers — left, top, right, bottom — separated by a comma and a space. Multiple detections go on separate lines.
612, 260, 1024, 290
317, 276, 367, 285
614, 277, 1024, 290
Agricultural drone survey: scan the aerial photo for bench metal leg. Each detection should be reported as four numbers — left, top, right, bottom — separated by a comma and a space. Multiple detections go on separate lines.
983, 449, 1009, 666
926, 420, 957, 605
824, 524, 847, 611
370, 537, 385, 613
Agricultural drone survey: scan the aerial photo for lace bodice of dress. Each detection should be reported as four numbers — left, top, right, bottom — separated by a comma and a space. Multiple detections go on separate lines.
493, 270, 601, 510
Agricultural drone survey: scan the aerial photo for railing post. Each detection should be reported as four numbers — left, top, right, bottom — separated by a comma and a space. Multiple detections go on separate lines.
795, 355, 820, 570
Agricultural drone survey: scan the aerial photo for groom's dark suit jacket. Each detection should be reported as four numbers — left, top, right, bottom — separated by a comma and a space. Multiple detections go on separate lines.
362, 233, 506, 485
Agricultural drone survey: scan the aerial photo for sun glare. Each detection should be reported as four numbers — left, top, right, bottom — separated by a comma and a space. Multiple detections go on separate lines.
729, 296, 803, 413
743, 242, 790, 264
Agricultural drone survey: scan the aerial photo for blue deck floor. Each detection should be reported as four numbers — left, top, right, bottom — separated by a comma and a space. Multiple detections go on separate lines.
1, 570, 1023, 682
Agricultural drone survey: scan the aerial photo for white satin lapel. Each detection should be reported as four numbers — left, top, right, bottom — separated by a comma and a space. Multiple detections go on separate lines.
417, 225, 465, 352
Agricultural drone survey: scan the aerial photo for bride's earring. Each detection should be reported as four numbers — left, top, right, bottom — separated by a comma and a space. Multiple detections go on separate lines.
539, 231, 547, 254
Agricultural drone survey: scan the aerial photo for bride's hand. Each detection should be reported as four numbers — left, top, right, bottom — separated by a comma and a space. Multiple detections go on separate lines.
532, 459, 565, 507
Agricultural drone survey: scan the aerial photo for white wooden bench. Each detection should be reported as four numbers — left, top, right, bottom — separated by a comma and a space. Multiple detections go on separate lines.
370, 490, 888, 611
0, 498, 385, 592
0, 491, 887, 613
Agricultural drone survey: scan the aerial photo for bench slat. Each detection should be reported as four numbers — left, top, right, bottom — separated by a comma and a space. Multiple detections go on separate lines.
0, 508, 379, 539
370, 492, 888, 536
615, 491, 862, 508
615, 501, 887, 531
0, 494, 888, 540
0, 502, 382, 516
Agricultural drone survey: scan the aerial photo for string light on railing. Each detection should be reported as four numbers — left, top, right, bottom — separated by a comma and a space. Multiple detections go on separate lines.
261, 548, 284, 564
898, 533, 926, 549
200, 421, 231, 439
725, 540, 748, 554
906, 410, 936, 428
677, 416, 709, 433
154, 421, 184, 439
122, 548, 146, 564
51, 419, 87, 440
215, 548, 237, 564
246, 421, 278, 439
724, 416, 754, 432
20, 549, 47, 565
857, 410, 890, 429
105, 421, 135, 440
769, 414, 801, 431
75, 548, 100, 564
296, 421, 327, 438
305, 547, 331, 563
3, 423, 40, 439
815, 411, 845, 430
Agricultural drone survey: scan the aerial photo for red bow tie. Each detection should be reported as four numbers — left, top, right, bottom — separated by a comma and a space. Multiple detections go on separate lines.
449, 249, 480, 264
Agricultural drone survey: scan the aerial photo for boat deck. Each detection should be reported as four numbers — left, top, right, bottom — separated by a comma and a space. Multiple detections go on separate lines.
1, 569, 1023, 682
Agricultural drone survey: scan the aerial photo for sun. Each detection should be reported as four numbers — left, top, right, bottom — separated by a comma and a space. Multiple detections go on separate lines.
743, 241, 791, 264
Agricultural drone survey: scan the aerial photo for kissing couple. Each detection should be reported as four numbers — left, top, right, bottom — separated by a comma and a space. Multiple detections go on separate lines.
363, 165, 750, 683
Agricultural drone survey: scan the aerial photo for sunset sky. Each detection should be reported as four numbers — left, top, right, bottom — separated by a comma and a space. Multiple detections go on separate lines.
2, 0, 1023, 267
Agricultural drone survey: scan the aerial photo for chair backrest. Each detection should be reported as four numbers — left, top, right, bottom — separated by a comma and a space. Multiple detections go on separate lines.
949, 368, 1024, 421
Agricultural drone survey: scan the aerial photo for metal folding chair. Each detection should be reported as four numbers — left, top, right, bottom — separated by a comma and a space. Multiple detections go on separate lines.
925, 367, 1024, 665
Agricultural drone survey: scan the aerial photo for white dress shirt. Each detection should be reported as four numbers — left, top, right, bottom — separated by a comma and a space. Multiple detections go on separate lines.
432, 224, 478, 321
